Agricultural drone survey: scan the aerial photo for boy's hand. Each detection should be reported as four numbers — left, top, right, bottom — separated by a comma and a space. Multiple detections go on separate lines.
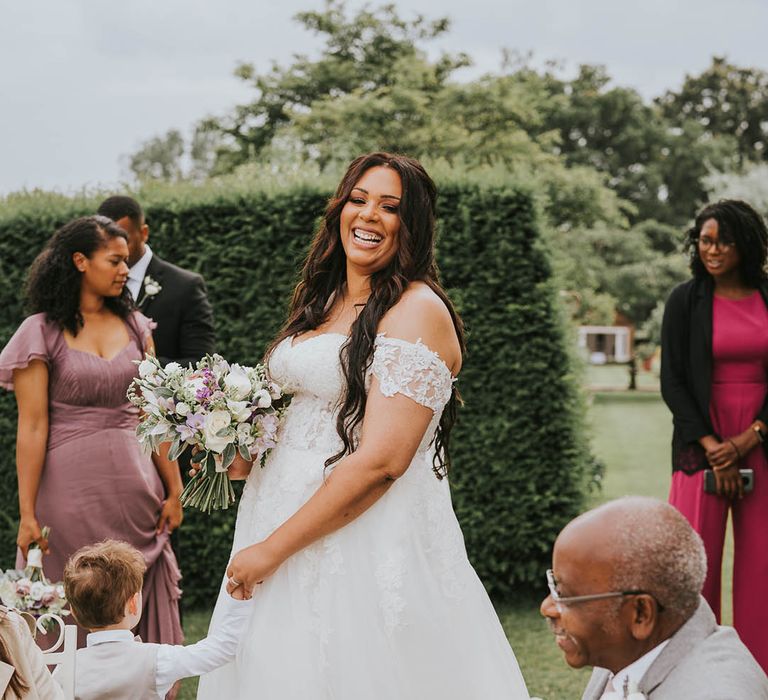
156, 497, 183, 534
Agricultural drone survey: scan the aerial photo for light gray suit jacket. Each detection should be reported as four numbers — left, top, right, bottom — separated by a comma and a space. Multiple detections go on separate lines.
582, 598, 768, 700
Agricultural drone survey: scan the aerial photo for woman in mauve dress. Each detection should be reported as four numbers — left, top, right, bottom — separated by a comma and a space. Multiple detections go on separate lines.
0, 215, 184, 648
661, 199, 768, 672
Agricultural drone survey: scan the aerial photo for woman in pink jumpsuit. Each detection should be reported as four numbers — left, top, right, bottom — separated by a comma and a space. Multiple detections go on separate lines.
661, 199, 768, 672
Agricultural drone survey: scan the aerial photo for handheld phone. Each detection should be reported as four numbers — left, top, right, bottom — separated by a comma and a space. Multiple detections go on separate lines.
703, 468, 754, 494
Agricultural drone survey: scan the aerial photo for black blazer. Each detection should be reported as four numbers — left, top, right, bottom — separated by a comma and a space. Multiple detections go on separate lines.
137, 255, 216, 367
660, 276, 768, 472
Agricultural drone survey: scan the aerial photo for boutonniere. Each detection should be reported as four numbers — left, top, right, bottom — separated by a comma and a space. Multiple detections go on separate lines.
137, 275, 162, 306
602, 678, 646, 699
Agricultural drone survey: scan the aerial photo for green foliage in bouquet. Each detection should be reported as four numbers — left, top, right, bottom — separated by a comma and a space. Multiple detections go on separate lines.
0, 176, 593, 606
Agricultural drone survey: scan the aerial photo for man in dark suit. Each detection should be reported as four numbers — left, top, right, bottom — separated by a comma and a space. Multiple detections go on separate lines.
541, 497, 768, 699
97, 195, 215, 366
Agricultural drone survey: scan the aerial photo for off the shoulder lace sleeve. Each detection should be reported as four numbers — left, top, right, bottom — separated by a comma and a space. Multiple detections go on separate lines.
370, 335, 455, 413
0, 313, 55, 390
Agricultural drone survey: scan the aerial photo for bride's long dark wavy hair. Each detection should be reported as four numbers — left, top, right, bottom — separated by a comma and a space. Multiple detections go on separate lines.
267, 152, 465, 478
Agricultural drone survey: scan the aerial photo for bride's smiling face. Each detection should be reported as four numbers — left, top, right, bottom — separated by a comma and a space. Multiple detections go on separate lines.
339, 166, 402, 276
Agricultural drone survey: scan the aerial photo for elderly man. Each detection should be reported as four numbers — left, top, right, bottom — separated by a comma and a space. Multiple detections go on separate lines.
541, 497, 768, 699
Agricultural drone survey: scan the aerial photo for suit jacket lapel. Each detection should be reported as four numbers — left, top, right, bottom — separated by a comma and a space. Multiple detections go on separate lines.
138, 256, 164, 313
639, 598, 716, 695
582, 668, 611, 700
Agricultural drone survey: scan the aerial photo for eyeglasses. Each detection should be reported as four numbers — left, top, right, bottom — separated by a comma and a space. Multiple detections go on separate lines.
546, 569, 662, 610
697, 236, 734, 252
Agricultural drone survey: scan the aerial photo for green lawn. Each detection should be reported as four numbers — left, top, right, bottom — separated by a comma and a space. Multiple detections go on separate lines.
177, 385, 734, 700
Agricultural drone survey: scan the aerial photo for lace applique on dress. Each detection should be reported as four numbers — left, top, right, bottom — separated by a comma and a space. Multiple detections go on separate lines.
370, 335, 455, 413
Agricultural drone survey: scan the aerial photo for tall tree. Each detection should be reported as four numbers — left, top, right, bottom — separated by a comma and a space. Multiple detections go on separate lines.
516, 62, 737, 224
207, 1, 469, 173
129, 129, 185, 182
657, 56, 768, 167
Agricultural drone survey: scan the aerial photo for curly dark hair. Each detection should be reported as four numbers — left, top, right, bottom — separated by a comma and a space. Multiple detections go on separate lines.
684, 199, 768, 287
25, 215, 133, 335
267, 152, 465, 479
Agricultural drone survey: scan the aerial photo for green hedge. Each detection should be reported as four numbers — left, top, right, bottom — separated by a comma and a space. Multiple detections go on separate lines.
0, 178, 592, 607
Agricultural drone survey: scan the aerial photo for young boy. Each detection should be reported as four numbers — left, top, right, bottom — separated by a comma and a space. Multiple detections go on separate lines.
62, 540, 251, 700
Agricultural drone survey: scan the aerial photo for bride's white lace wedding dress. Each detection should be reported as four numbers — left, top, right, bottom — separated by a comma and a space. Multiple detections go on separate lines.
197, 333, 530, 699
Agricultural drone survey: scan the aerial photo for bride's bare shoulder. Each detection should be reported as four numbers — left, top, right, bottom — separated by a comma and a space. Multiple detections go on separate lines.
378, 282, 461, 373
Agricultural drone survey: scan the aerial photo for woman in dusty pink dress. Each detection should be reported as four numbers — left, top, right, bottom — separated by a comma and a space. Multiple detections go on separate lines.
661, 199, 768, 672
0, 215, 184, 647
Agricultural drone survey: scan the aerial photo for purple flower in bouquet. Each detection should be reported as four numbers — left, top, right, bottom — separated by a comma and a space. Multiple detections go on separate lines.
186, 412, 205, 430
176, 424, 195, 442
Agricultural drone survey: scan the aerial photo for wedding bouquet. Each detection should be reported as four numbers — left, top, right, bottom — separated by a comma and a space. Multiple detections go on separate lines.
128, 353, 289, 514
0, 528, 69, 631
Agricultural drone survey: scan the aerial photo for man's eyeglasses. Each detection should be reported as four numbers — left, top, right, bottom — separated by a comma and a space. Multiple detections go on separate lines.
546, 569, 663, 611
697, 236, 734, 252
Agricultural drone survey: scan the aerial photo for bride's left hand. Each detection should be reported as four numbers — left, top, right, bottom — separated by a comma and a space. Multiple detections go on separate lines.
226, 542, 281, 599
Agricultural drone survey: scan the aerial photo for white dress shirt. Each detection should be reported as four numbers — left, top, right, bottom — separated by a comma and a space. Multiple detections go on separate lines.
84, 594, 251, 698
601, 639, 670, 698
127, 244, 154, 301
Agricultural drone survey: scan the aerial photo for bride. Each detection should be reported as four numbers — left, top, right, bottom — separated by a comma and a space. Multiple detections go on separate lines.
197, 152, 530, 699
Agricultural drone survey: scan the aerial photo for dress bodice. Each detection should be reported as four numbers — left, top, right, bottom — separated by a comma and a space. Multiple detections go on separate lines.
267, 332, 455, 457
0, 312, 155, 449
712, 292, 768, 385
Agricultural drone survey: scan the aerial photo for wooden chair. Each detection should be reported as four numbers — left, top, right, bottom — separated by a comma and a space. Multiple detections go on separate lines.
35, 613, 77, 700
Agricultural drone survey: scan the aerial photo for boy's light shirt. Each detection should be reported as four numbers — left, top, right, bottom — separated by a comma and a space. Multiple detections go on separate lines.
84, 594, 251, 698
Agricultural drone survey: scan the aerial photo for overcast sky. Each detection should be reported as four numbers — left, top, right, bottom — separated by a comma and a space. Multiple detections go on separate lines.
1, 0, 766, 195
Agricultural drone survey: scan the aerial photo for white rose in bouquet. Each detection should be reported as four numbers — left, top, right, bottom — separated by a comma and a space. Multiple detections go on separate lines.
227, 400, 252, 423
138, 359, 158, 379
224, 364, 252, 400
254, 389, 272, 408
175, 401, 191, 417
203, 410, 234, 453
29, 581, 45, 600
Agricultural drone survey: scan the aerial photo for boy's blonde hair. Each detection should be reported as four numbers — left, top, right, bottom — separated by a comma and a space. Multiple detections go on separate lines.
63, 540, 146, 630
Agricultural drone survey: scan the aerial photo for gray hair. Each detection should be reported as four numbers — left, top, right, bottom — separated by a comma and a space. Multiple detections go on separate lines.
594, 497, 707, 620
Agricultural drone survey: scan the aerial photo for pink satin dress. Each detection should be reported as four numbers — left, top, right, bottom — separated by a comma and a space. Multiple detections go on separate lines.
0, 311, 183, 647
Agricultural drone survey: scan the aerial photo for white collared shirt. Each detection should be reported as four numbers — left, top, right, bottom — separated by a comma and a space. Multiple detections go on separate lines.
85, 594, 251, 698
601, 639, 670, 698
127, 244, 154, 301
86, 628, 135, 647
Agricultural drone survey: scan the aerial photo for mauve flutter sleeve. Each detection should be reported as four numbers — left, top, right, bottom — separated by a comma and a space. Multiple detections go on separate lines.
0, 313, 54, 390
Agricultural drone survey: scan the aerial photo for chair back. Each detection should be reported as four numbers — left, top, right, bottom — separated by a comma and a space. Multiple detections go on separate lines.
36, 614, 76, 700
